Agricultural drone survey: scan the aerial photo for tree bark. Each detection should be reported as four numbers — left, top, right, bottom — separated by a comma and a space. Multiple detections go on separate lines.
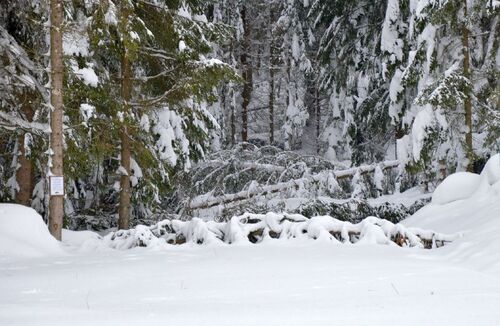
461, 0, 473, 172
15, 92, 35, 206
268, 5, 276, 145
118, 51, 132, 230
240, 6, 252, 142
230, 88, 236, 145
315, 87, 320, 154
48, 0, 64, 240
269, 72, 275, 144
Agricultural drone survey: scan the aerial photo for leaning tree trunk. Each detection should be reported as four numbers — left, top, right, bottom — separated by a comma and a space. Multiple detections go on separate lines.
461, 0, 473, 172
48, 0, 64, 240
118, 51, 132, 230
15, 92, 35, 206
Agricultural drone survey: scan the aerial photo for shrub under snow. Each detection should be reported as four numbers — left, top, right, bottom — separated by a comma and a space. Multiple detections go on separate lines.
104, 212, 458, 250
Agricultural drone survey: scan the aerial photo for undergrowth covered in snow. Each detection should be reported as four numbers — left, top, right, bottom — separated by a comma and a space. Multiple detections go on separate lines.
102, 212, 457, 250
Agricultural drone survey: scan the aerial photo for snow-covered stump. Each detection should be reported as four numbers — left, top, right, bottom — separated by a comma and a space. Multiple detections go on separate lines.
104, 212, 458, 249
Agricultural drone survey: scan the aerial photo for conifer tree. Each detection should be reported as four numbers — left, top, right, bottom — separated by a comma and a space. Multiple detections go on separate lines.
393, 0, 498, 177
85, 0, 235, 228
0, 0, 48, 207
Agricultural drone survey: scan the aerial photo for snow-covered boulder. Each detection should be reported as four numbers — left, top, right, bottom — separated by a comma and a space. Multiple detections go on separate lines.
431, 172, 481, 205
0, 204, 63, 257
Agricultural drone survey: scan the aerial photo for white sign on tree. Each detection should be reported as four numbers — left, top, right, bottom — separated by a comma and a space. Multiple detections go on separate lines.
49, 176, 64, 196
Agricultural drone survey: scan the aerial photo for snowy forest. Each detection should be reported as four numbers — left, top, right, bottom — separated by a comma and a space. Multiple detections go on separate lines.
1, 0, 498, 229
1, 0, 500, 324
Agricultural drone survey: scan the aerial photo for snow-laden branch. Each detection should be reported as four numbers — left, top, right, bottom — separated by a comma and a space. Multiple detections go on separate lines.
0, 111, 50, 134
202, 160, 287, 173
188, 160, 400, 210
104, 212, 459, 249
0, 26, 49, 102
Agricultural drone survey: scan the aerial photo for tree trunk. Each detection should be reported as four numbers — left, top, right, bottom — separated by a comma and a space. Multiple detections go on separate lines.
461, 0, 473, 172
118, 51, 132, 230
269, 73, 275, 144
15, 92, 35, 206
240, 6, 252, 142
230, 88, 236, 145
315, 87, 320, 154
268, 6, 276, 145
48, 0, 64, 240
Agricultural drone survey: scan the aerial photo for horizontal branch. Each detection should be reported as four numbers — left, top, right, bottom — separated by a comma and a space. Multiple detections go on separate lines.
0, 111, 50, 134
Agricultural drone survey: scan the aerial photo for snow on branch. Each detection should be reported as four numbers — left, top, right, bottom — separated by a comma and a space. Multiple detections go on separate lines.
0, 111, 50, 134
187, 160, 400, 210
104, 212, 459, 249
0, 26, 49, 102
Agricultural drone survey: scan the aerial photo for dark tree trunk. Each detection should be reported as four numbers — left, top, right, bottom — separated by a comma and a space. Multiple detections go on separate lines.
461, 0, 473, 172
15, 92, 35, 206
118, 51, 132, 230
240, 6, 252, 142
268, 5, 276, 145
269, 73, 275, 144
230, 88, 236, 145
315, 87, 320, 154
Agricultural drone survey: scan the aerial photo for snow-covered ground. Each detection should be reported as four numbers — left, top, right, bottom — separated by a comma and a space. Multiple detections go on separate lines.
1, 155, 499, 325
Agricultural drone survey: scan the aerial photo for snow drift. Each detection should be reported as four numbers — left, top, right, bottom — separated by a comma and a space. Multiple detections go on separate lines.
0, 204, 63, 257
404, 154, 500, 273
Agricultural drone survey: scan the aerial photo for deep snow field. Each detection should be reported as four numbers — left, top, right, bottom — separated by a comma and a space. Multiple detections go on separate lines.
1, 155, 499, 325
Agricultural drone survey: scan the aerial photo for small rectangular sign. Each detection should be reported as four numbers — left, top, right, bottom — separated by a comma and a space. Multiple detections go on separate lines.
50, 176, 64, 196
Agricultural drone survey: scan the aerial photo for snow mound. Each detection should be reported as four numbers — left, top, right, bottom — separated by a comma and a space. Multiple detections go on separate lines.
481, 153, 500, 185
0, 204, 63, 258
62, 229, 101, 247
403, 154, 500, 273
431, 172, 481, 205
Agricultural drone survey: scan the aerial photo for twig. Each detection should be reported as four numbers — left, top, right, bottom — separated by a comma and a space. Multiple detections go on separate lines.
391, 283, 400, 295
